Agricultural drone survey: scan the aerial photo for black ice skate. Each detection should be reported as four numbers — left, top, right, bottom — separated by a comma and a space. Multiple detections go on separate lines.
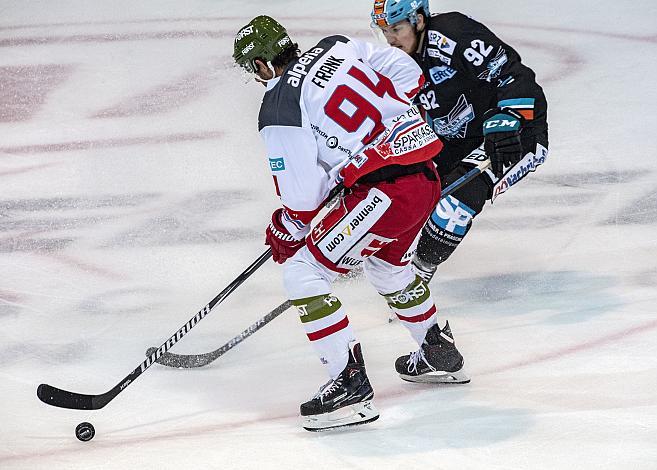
300, 342, 379, 431
412, 256, 438, 283
395, 321, 470, 384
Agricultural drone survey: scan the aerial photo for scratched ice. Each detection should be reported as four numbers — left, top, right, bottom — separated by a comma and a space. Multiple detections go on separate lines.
1, 1, 656, 469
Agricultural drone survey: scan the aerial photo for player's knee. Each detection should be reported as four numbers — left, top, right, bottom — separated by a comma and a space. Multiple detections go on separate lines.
283, 253, 333, 300
429, 194, 476, 238
363, 257, 415, 295
416, 192, 478, 266
448, 172, 489, 213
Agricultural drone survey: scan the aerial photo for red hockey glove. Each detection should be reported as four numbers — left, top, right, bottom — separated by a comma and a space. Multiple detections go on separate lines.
482, 107, 525, 178
265, 208, 306, 264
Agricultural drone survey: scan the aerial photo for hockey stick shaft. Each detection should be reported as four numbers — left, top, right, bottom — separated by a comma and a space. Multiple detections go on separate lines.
147, 300, 292, 368
153, 159, 491, 368
36, 183, 347, 410
442, 158, 490, 198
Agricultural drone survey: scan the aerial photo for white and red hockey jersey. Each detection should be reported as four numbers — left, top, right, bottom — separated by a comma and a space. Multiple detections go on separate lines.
258, 35, 442, 238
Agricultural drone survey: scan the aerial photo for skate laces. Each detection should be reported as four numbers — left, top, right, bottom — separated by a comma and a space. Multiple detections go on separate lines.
407, 347, 436, 374
314, 377, 343, 402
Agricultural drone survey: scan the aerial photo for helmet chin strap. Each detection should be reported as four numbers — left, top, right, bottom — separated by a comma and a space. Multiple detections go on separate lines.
414, 13, 426, 54
415, 27, 425, 54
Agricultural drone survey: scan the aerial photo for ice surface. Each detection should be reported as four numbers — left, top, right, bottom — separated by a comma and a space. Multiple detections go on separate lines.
1, 1, 656, 469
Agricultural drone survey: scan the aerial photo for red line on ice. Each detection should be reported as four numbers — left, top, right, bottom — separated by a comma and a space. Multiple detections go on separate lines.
509, 38, 584, 83
0, 290, 22, 303
0, 162, 60, 177
39, 252, 125, 280
0, 30, 228, 47
0, 411, 296, 464
479, 317, 657, 375
0, 28, 371, 48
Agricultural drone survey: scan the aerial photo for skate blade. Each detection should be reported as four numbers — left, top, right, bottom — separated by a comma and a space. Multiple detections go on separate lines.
302, 401, 380, 432
399, 367, 470, 384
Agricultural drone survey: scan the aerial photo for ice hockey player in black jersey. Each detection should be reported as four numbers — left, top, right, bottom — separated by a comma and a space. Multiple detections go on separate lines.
371, 0, 549, 282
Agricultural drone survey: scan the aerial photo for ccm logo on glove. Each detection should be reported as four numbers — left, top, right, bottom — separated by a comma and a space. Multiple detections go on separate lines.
482, 107, 525, 178
483, 116, 521, 132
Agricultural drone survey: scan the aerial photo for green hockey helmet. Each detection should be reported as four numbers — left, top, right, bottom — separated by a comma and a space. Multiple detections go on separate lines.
233, 16, 293, 73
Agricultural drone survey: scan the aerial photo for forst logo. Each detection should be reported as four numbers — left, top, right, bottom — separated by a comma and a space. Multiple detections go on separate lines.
235, 25, 254, 42
388, 282, 426, 305
241, 41, 255, 56
278, 36, 291, 47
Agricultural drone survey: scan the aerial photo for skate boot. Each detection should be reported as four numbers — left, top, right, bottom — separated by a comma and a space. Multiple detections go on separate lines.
412, 256, 438, 283
395, 321, 470, 384
300, 342, 379, 431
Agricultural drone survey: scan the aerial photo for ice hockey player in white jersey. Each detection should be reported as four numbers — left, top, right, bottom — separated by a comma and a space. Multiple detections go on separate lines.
233, 16, 469, 432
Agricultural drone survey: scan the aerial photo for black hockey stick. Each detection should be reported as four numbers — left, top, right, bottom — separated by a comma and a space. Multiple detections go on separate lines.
36, 184, 345, 410
150, 158, 492, 369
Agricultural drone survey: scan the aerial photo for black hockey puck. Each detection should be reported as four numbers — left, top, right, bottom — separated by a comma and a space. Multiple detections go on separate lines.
75, 422, 95, 442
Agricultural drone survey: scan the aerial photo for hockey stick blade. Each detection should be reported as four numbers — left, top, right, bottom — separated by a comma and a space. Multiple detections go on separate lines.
37, 370, 134, 410
147, 300, 292, 368
37, 383, 100, 410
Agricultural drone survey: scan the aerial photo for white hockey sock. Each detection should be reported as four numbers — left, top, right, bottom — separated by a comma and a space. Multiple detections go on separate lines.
291, 294, 357, 379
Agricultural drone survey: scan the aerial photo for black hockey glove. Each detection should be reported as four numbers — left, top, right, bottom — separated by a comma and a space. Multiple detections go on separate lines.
482, 107, 525, 178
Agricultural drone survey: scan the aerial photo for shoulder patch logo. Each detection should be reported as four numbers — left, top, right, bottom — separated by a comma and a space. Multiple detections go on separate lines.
427, 30, 457, 55
431, 94, 475, 139
477, 47, 508, 82
429, 65, 457, 84
426, 48, 452, 65
269, 157, 286, 171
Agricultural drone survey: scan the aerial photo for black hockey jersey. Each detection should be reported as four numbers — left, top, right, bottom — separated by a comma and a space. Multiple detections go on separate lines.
414, 12, 548, 168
